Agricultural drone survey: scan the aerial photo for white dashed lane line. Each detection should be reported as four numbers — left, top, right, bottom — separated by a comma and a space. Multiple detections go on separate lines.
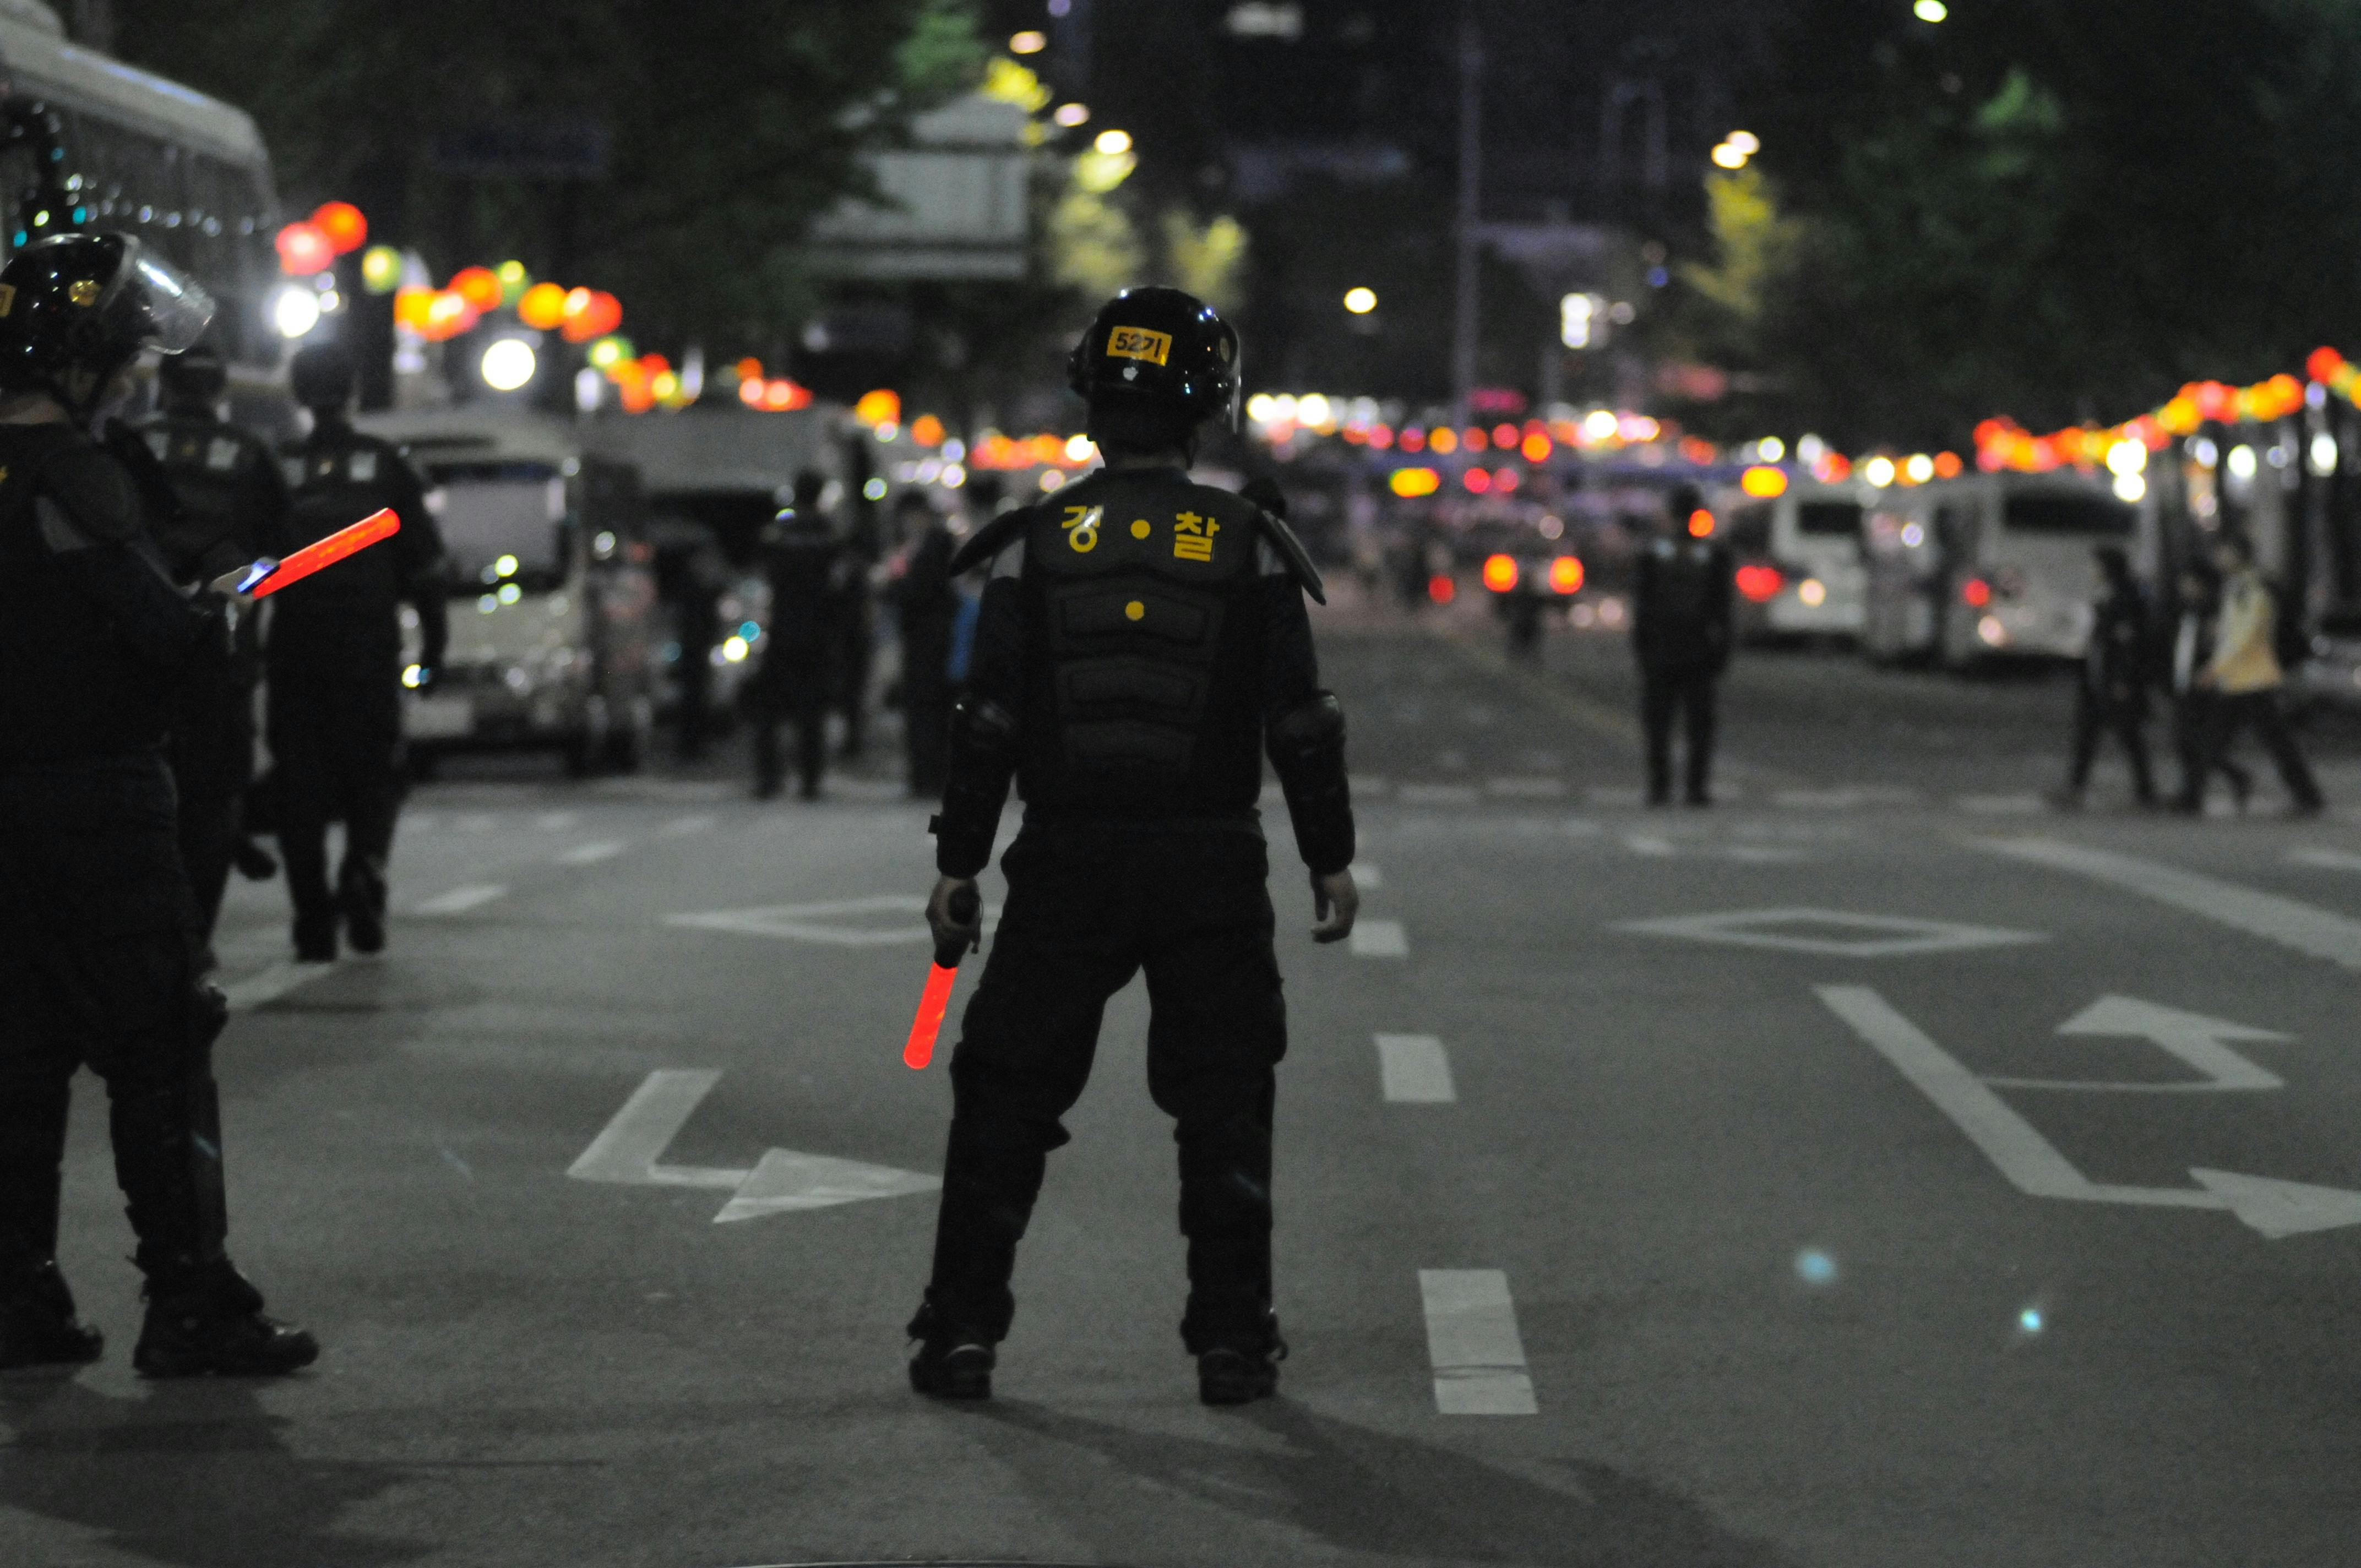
1376, 1034, 1455, 1103
657, 814, 716, 837
1419, 1269, 1538, 1416
412, 884, 509, 916
2288, 846, 2361, 872
1351, 919, 1408, 959
1988, 837, 2361, 972
556, 842, 626, 866
220, 960, 337, 1013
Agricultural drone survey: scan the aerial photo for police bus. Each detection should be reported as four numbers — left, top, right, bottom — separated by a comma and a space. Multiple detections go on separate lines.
0, 1, 282, 401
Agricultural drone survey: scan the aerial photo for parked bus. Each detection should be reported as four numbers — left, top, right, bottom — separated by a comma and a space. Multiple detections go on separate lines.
359, 410, 660, 776
0, 1, 284, 406
1716, 476, 1871, 643
1862, 470, 2139, 670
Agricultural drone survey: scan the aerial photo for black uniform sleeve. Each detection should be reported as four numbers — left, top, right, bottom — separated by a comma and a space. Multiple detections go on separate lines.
241, 438, 297, 558
36, 446, 215, 668
1260, 561, 1356, 875
931, 543, 1026, 878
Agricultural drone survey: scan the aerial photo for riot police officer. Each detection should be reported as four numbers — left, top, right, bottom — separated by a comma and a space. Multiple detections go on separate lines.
0, 232, 316, 1375
748, 471, 847, 800
124, 342, 295, 938
1632, 482, 1735, 806
271, 343, 447, 962
908, 287, 1359, 1407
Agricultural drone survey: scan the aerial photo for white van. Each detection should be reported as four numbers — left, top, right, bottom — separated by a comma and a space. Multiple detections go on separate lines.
360, 411, 660, 774
1864, 471, 2136, 669
1717, 477, 1870, 641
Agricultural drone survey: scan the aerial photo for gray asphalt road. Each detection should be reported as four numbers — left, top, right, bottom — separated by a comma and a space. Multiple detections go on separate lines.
9, 606, 2361, 1568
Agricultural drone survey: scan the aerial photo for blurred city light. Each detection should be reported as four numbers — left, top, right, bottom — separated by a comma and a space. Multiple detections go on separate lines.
2113, 472, 2147, 503
1798, 578, 1828, 607
1560, 292, 1598, 349
1736, 564, 1785, 602
480, 337, 537, 392
311, 200, 367, 253
1758, 435, 1787, 462
1296, 393, 1334, 427
1390, 467, 1441, 498
1481, 554, 1519, 592
1343, 286, 1378, 315
1094, 128, 1132, 155
360, 244, 402, 294
1864, 455, 1897, 487
2313, 432, 2342, 475
1548, 556, 1585, 595
270, 285, 322, 339
274, 221, 334, 275
2227, 444, 2259, 480
1053, 102, 1090, 127
1688, 508, 1717, 537
1793, 1248, 1837, 1286
1904, 453, 1935, 484
1009, 29, 1046, 53
519, 282, 569, 331
1427, 574, 1456, 605
1065, 433, 1096, 462
1962, 577, 1993, 608
2106, 438, 2148, 476
1741, 465, 1789, 498
1915, 0, 1949, 20
1711, 141, 1750, 171
1726, 130, 1760, 156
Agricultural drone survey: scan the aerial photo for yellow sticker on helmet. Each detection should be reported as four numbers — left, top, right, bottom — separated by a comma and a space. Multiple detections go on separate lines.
1107, 326, 1171, 366
0, 282, 14, 317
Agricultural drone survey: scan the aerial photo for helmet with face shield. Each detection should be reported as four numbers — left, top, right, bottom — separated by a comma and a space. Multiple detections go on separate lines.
0, 232, 216, 419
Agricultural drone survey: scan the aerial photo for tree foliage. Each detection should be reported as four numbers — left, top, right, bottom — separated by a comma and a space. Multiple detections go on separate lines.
109, 0, 983, 351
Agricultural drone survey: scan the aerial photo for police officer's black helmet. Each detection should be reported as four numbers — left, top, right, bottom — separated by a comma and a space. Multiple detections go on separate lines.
289, 341, 357, 411
159, 341, 229, 405
1067, 286, 1241, 435
0, 232, 215, 415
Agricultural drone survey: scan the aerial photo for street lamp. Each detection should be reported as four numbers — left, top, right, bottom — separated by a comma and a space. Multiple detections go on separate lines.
1914, 1, 1948, 21
1343, 287, 1378, 315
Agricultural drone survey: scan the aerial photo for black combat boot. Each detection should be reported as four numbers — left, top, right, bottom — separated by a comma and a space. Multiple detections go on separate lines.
905, 1298, 993, 1400
233, 837, 279, 881
291, 911, 337, 963
340, 859, 387, 955
133, 1257, 318, 1378
0, 1259, 105, 1371
1195, 1311, 1287, 1407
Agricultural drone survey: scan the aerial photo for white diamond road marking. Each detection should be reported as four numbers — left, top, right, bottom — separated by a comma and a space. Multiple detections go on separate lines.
1419, 1269, 1537, 1415
557, 841, 625, 865
412, 884, 508, 916
1377, 1035, 1455, 1102
1615, 907, 2045, 958
1351, 918, 1409, 959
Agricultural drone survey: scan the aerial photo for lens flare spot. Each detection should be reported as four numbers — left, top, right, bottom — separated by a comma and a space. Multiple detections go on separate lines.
1794, 1248, 1837, 1286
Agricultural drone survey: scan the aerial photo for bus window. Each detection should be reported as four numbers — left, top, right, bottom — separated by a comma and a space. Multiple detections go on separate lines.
2004, 493, 2134, 536
1798, 500, 1863, 537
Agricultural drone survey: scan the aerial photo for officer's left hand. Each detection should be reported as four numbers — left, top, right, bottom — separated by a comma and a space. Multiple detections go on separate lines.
928, 875, 983, 956
1310, 868, 1358, 944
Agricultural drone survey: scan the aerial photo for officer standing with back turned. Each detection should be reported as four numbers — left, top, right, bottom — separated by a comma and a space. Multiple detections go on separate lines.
1631, 481, 1735, 806
124, 342, 295, 939
272, 343, 448, 961
0, 232, 316, 1375
906, 287, 1359, 1407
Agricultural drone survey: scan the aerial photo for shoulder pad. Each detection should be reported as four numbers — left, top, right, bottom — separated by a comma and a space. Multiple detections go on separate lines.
1253, 507, 1326, 605
37, 439, 143, 543
948, 505, 1036, 576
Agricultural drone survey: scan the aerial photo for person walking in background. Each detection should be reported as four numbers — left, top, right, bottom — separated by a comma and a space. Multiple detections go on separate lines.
747, 472, 846, 801
2178, 533, 2322, 816
1631, 482, 1734, 807
833, 478, 878, 763
886, 490, 959, 798
2055, 546, 2157, 808
2167, 563, 2251, 810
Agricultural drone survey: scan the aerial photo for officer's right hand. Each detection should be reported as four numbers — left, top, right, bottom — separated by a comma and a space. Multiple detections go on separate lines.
1310, 868, 1358, 944
206, 559, 273, 601
928, 875, 983, 956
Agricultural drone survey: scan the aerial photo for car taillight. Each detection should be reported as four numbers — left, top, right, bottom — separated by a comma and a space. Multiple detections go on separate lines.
1548, 555, 1584, 595
1962, 577, 1993, 608
1736, 564, 1785, 603
1428, 574, 1456, 605
1482, 554, 1520, 593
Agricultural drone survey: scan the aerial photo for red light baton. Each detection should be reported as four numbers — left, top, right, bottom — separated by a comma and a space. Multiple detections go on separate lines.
241, 508, 401, 598
904, 885, 981, 1070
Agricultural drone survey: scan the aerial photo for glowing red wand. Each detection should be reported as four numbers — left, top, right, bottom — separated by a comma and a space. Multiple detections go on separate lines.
239, 508, 402, 598
905, 885, 981, 1070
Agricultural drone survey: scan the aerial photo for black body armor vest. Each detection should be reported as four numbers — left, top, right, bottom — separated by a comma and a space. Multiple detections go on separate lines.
129, 413, 280, 584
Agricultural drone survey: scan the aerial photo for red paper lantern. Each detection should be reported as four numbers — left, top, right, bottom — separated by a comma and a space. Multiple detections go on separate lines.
275, 221, 334, 276
311, 202, 367, 254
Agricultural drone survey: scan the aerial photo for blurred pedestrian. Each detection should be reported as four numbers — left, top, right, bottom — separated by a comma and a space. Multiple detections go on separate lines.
747, 473, 845, 800
668, 530, 728, 762
1631, 482, 1734, 806
2166, 564, 2251, 809
833, 476, 877, 762
886, 491, 958, 798
2178, 533, 2322, 815
271, 344, 449, 962
122, 343, 295, 940
2054, 546, 2157, 808
0, 233, 314, 1376
909, 287, 1357, 1407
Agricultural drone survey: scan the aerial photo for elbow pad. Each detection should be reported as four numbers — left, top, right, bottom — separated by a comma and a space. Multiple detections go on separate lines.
1269, 692, 1355, 874
932, 694, 1019, 876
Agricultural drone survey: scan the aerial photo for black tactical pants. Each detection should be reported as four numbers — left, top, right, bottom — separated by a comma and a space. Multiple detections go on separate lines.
268, 663, 403, 935
2069, 690, 2156, 802
2193, 689, 2324, 810
1641, 663, 1720, 804
918, 823, 1287, 1352
0, 758, 231, 1285
901, 625, 953, 798
170, 658, 258, 942
2172, 691, 2251, 805
749, 646, 830, 799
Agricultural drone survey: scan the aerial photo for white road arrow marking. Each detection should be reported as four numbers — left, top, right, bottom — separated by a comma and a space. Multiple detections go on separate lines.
1983, 995, 2287, 1092
567, 1070, 747, 1189
1819, 986, 2361, 1238
570, 1070, 939, 1222
712, 1149, 939, 1223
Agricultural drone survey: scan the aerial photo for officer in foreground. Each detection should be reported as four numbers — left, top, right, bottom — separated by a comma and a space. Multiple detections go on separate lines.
0, 233, 317, 1375
124, 342, 295, 937
748, 470, 846, 800
1631, 481, 1735, 806
908, 287, 1358, 1407
271, 343, 447, 961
